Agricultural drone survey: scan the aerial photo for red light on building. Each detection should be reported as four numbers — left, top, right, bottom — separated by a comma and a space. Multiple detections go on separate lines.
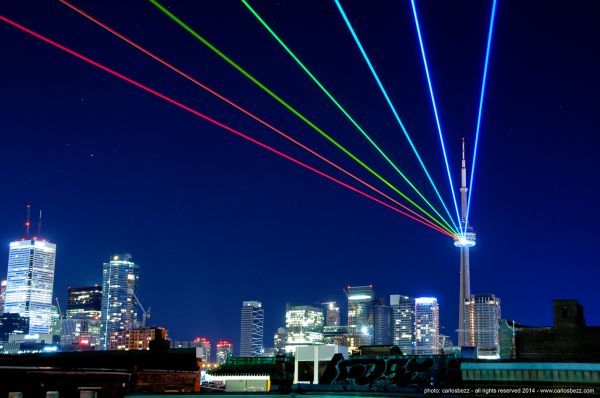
79, 338, 90, 346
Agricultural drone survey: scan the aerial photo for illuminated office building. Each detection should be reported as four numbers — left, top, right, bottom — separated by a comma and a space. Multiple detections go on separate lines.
4, 239, 57, 334
466, 293, 501, 358
100, 254, 139, 350
373, 298, 393, 345
285, 304, 324, 350
390, 294, 416, 354
66, 285, 102, 319
195, 337, 212, 362
345, 285, 374, 346
60, 316, 101, 350
216, 340, 233, 364
273, 327, 286, 355
240, 301, 264, 356
0, 280, 7, 316
110, 327, 166, 351
414, 297, 439, 355
321, 301, 340, 327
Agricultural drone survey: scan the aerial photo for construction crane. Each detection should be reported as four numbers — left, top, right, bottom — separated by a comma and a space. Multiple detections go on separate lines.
128, 288, 151, 328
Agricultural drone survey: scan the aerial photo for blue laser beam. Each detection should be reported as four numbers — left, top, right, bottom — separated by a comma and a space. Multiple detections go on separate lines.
410, 0, 463, 236
334, 0, 460, 236
465, 0, 498, 233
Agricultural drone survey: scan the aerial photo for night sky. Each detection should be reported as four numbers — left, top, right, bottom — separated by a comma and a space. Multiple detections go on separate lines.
1, 1, 599, 352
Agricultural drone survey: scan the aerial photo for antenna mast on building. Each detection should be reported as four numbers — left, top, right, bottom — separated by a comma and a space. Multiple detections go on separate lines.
38, 210, 43, 238
25, 204, 31, 239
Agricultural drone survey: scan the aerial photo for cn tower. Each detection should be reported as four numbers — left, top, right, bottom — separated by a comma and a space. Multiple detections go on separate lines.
454, 138, 476, 347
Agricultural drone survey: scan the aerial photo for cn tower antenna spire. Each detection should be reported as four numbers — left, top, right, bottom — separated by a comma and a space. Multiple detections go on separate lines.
460, 138, 468, 223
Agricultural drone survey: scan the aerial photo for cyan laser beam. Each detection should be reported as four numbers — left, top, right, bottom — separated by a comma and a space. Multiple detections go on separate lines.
334, 0, 460, 236
410, 0, 463, 237
465, 0, 498, 233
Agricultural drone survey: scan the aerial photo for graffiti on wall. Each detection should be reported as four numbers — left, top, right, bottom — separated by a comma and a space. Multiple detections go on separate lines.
319, 354, 460, 388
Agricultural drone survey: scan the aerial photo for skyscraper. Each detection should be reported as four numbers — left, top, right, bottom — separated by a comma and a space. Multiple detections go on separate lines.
390, 294, 416, 354
100, 254, 140, 350
414, 297, 439, 355
285, 304, 324, 349
66, 285, 102, 319
195, 337, 212, 363
4, 239, 57, 334
373, 298, 393, 345
240, 301, 264, 356
466, 293, 501, 358
321, 301, 340, 327
0, 280, 6, 316
216, 340, 233, 364
345, 285, 374, 346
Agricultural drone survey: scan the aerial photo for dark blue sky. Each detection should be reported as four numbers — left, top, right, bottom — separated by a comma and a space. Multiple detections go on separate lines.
1, 1, 599, 352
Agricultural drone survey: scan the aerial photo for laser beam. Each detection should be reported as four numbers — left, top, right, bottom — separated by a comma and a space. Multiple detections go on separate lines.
0, 14, 456, 239
465, 0, 498, 233
333, 0, 460, 236
148, 0, 459, 236
410, 0, 463, 236
59, 0, 458, 237
241, 0, 458, 236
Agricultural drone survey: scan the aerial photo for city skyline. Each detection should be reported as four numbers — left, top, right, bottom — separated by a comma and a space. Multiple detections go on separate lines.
1, 1, 599, 352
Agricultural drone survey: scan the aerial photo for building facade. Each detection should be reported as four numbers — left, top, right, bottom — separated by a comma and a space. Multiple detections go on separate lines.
284, 304, 324, 350
373, 298, 393, 345
414, 297, 439, 355
345, 285, 374, 346
273, 327, 286, 355
321, 301, 340, 327
216, 340, 233, 364
466, 293, 501, 358
0, 280, 6, 316
66, 285, 102, 319
390, 294, 416, 354
109, 326, 166, 351
100, 254, 140, 350
240, 301, 264, 356
4, 239, 57, 334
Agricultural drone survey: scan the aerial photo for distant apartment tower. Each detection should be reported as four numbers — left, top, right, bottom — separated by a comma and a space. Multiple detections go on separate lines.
466, 293, 501, 358
390, 294, 416, 354
0, 280, 7, 316
216, 340, 233, 364
345, 285, 374, 346
373, 298, 393, 345
321, 301, 340, 327
100, 254, 140, 350
285, 304, 324, 349
66, 285, 102, 319
195, 337, 212, 363
240, 301, 264, 356
4, 239, 57, 334
414, 297, 439, 355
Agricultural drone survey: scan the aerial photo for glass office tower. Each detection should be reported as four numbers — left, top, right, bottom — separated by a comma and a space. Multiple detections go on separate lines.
4, 239, 57, 334
100, 254, 139, 350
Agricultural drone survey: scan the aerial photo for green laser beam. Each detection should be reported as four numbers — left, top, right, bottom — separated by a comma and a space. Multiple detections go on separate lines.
241, 0, 458, 235
149, 0, 459, 236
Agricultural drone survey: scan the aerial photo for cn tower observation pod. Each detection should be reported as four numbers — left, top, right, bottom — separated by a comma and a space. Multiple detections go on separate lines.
454, 233, 476, 248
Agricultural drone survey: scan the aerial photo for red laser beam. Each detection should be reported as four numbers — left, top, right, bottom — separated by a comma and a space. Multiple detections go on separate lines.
0, 14, 456, 239
59, 0, 457, 238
